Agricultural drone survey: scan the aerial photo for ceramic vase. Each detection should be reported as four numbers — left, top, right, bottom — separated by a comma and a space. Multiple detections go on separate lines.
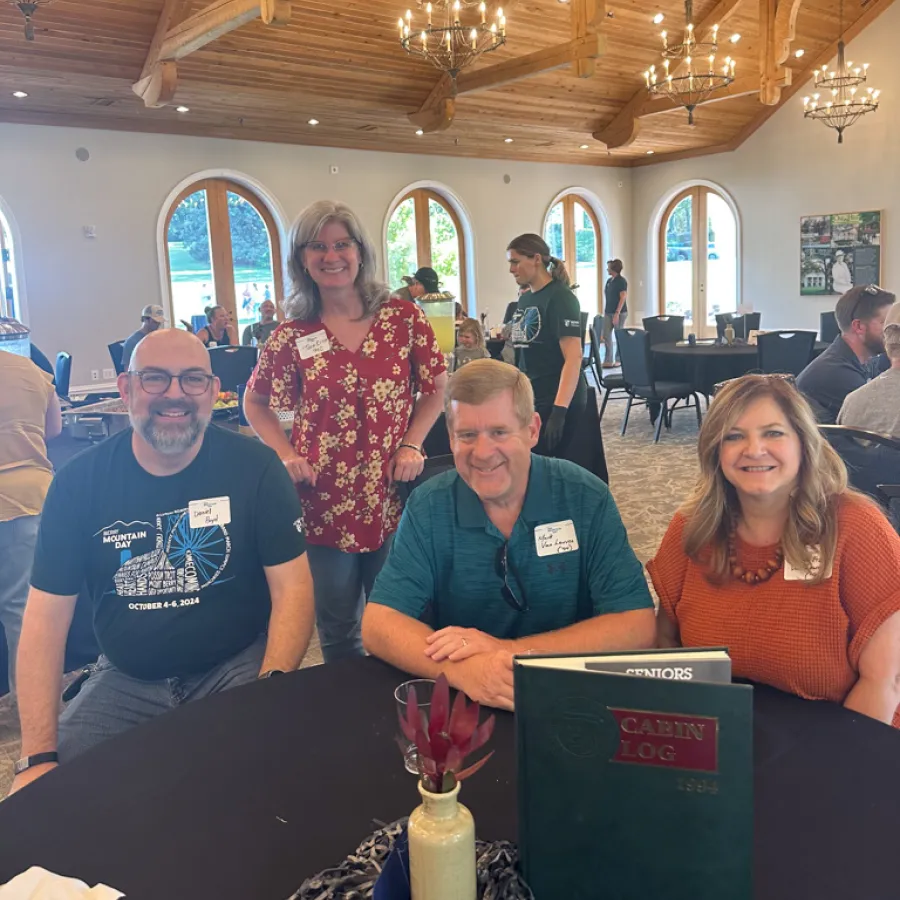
408, 780, 477, 900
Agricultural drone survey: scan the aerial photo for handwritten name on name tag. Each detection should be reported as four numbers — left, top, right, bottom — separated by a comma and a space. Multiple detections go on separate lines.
296, 331, 331, 359
188, 497, 231, 529
783, 545, 832, 581
534, 520, 579, 557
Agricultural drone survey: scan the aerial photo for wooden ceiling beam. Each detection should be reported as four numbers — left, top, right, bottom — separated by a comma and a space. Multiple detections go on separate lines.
409, 33, 604, 132
133, 0, 291, 108
759, 0, 793, 105
773, 0, 803, 65
571, 0, 605, 78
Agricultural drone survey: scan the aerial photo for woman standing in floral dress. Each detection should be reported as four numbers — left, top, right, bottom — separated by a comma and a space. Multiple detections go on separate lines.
244, 201, 447, 662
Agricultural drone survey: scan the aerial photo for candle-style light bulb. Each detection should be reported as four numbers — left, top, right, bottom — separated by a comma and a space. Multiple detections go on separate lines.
470, 27, 477, 49
479, 1, 486, 23
426, 2, 432, 24
421, 30, 427, 45
405, 9, 411, 21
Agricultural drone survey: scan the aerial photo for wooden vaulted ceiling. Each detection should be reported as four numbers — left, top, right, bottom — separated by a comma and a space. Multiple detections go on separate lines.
0, 0, 892, 166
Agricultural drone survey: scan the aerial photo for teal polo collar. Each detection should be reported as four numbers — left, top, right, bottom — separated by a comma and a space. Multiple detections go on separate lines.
455, 454, 553, 530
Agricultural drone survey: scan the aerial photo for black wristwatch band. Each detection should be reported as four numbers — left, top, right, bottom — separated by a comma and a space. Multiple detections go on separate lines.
13, 751, 59, 775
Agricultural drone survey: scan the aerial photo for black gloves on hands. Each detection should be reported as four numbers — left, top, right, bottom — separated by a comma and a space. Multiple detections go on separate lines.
543, 405, 568, 453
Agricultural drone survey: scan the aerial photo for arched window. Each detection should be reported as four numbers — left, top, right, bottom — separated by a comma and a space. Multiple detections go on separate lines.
543, 194, 602, 315
164, 179, 283, 338
0, 209, 20, 320
659, 186, 738, 337
386, 189, 467, 310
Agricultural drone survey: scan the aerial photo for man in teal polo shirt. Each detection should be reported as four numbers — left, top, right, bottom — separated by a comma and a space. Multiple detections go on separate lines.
362, 359, 654, 710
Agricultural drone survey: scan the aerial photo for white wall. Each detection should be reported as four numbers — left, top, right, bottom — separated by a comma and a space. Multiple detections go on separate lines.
631, 1, 899, 332
0, 125, 633, 388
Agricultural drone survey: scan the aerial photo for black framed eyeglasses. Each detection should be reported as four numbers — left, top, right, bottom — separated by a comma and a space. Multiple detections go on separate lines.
495, 543, 529, 613
131, 370, 215, 396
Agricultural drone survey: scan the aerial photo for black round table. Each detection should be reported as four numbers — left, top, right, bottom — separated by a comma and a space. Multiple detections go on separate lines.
1, 657, 899, 900
651, 340, 828, 395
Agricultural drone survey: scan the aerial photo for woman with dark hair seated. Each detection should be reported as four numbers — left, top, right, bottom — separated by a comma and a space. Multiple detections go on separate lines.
648, 374, 900, 726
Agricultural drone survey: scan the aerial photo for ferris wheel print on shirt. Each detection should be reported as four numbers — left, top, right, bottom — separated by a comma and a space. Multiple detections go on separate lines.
511, 306, 542, 345
109, 507, 232, 598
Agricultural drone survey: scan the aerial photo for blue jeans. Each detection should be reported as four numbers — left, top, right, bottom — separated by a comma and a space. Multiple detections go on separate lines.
57, 634, 266, 762
0, 514, 40, 695
306, 540, 392, 663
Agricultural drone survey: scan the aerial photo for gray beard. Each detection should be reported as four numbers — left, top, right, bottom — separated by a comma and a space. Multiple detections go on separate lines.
131, 409, 210, 456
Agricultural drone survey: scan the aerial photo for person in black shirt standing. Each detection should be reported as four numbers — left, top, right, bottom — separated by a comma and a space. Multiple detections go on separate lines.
507, 233, 586, 455
10, 329, 313, 795
602, 259, 628, 368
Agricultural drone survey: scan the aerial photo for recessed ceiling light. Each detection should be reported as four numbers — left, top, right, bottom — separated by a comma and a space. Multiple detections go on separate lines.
176, 105, 190, 113
729, 33, 741, 43
646, 150, 655, 155
652, 13, 664, 24
795, 48, 805, 58
580, 143, 590, 149
415, 129, 424, 136
308, 118, 319, 125
504, 137, 514, 143
12, 91, 27, 99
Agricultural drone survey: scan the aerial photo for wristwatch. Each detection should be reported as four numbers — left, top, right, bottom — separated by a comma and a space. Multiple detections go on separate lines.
13, 751, 59, 775
259, 669, 285, 679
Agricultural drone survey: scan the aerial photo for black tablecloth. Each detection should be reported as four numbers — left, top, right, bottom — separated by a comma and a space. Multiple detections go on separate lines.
652, 341, 828, 396
2, 657, 899, 900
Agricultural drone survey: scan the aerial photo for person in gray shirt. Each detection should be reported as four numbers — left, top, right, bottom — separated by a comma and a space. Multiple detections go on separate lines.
121, 305, 166, 370
838, 301, 900, 437
242, 299, 279, 346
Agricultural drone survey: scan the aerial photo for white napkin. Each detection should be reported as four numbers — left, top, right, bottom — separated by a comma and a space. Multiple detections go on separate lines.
0, 867, 123, 899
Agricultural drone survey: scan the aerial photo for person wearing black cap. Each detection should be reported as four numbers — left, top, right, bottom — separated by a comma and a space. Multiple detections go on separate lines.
408, 267, 441, 298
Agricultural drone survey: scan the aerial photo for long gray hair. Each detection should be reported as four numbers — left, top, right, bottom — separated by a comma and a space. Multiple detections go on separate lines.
283, 200, 391, 321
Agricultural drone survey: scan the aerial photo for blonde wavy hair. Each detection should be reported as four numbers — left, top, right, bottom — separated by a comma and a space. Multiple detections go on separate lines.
681, 375, 855, 585
283, 200, 390, 321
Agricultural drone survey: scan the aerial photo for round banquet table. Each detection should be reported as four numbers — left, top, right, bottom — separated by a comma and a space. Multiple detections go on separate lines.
1, 657, 899, 900
651, 340, 828, 396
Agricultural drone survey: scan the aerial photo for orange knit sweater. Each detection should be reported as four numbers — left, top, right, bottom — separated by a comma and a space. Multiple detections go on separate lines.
647, 496, 900, 727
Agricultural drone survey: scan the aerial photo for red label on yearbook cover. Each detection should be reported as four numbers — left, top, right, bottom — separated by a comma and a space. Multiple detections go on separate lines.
609, 708, 719, 772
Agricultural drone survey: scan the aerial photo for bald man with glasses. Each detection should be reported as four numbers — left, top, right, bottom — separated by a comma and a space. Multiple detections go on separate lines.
10, 330, 314, 794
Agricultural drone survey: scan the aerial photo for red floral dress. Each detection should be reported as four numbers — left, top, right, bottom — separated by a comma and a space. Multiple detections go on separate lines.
248, 297, 445, 552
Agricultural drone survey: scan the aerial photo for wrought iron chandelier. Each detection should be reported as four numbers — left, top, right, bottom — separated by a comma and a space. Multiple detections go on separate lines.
399, 0, 507, 82
643, 0, 735, 125
802, 0, 879, 143
9, 0, 53, 41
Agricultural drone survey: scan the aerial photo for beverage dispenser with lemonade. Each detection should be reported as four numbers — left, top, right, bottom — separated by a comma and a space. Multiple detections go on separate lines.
418, 295, 456, 355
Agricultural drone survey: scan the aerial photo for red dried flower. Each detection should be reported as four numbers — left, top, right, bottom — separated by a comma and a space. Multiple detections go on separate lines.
398, 674, 495, 793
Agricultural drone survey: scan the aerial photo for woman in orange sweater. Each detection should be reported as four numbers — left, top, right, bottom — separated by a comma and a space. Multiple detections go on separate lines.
648, 374, 900, 727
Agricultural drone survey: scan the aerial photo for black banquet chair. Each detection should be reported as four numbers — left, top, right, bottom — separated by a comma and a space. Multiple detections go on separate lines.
642, 315, 684, 346
108, 341, 126, 375
820, 311, 840, 344
54, 351, 72, 399
589, 321, 629, 423
616, 328, 703, 443
757, 330, 817, 376
716, 312, 761, 341
819, 425, 900, 528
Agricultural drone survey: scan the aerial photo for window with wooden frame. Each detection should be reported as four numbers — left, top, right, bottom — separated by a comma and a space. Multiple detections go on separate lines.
386, 189, 468, 310
0, 210, 19, 321
164, 179, 283, 340
543, 194, 602, 316
659, 186, 738, 337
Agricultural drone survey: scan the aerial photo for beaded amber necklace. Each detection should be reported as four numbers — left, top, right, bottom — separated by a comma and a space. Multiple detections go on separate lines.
728, 528, 784, 585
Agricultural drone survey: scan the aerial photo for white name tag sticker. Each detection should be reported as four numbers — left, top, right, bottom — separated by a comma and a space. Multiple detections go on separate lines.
783, 545, 833, 581
296, 331, 331, 359
189, 497, 231, 529
534, 519, 579, 557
